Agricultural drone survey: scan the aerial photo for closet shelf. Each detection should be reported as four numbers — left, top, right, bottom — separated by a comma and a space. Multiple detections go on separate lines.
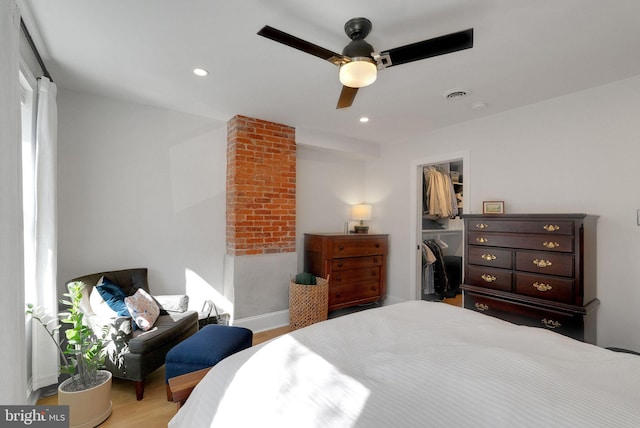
421, 229, 463, 235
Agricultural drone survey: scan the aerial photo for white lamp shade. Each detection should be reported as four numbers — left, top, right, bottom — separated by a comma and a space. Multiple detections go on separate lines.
339, 60, 377, 88
351, 204, 372, 221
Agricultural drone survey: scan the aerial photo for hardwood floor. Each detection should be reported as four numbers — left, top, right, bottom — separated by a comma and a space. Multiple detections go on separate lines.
252, 325, 291, 345
443, 293, 463, 307
36, 328, 291, 427
37, 298, 462, 426
37, 366, 177, 427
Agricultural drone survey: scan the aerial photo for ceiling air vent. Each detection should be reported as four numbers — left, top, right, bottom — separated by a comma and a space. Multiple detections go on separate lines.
444, 89, 470, 100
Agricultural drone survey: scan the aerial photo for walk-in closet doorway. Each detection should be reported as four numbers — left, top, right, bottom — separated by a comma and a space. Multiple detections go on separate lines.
409, 151, 470, 301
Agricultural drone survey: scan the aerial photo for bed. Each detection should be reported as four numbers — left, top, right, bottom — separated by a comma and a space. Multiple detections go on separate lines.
169, 300, 640, 427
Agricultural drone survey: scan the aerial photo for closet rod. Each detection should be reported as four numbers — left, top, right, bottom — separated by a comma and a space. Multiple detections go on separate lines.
20, 18, 53, 82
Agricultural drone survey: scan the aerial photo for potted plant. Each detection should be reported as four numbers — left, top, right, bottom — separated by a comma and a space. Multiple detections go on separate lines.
27, 281, 112, 428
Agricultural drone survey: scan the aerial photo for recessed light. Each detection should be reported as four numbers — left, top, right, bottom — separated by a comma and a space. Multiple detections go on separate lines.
359, 116, 370, 123
193, 68, 209, 77
471, 102, 487, 110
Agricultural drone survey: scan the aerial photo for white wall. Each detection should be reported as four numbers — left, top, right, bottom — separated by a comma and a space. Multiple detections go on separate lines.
296, 144, 369, 271
1, 1, 27, 403
59, 76, 640, 349
57, 89, 228, 311
56, 90, 371, 324
370, 74, 640, 351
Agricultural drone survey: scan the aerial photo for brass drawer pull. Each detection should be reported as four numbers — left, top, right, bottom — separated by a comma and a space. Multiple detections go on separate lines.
533, 259, 552, 268
543, 241, 560, 249
533, 282, 553, 292
476, 237, 488, 243
475, 223, 488, 229
541, 318, 561, 329
481, 274, 497, 283
475, 303, 489, 312
543, 224, 560, 232
481, 254, 497, 261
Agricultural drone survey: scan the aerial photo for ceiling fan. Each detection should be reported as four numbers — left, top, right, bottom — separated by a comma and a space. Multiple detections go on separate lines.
258, 18, 473, 109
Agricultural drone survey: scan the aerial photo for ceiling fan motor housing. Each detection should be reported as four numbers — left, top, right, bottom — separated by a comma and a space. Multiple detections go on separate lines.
343, 39, 375, 58
344, 17, 372, 40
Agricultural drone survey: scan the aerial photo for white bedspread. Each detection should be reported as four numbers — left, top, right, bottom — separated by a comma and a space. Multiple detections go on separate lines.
169, 301, 640, 427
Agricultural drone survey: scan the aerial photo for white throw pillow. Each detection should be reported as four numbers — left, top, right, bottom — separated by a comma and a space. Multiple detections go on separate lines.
154, 294, 189, 312
89, 276, 119, 318
124, 288, 160, 331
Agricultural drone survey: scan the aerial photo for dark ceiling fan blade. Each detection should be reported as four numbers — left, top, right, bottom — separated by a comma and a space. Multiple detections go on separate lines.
258, 25, 347, 66
336, 86, 359, 109
381, 28, 473, 68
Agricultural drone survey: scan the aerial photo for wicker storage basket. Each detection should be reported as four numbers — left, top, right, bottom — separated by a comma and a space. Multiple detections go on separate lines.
289, 276, 329, 330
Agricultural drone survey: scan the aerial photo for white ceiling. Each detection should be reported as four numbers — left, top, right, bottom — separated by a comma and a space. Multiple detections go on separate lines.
22, 0, 640, 145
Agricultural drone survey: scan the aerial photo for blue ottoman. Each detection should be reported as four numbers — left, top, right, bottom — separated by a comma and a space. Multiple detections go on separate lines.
165, 324, 253, 399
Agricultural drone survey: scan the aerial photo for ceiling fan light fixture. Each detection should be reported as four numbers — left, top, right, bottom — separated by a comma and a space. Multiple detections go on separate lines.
339, 58, 377, 88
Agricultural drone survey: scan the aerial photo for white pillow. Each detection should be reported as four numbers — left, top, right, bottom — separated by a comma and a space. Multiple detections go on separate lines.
89, 276, 119, 318
124, 288, 160, 331
154, 294, 189, 312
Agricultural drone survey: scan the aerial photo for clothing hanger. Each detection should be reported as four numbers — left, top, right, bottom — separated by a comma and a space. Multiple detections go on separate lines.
435, 237, 449, 249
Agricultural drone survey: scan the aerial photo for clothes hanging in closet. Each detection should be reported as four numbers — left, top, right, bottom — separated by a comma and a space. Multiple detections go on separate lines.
422, 239, 450, 299
423, 167, 458, 218
422, 242, 436, 295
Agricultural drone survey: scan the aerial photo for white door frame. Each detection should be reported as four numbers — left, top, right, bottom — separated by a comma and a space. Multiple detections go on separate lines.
408, 150, 470, 300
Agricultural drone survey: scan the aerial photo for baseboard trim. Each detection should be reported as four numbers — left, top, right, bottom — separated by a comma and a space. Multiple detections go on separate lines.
234, 309, 290, 333
384, 295, 405, 306
26, 379, 40, 405
233, 298, 406, 333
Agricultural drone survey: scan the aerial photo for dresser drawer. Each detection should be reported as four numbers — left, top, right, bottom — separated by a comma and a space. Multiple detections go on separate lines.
332, 237, 386, 257
332, 255, 382, 271
332, 266, 380, 285
466, 266, 512, 292
464, 293, 583, 340
330, 281, 381, 306
467, 246, 512, 269
515, 273, 574, 304
468, 232, 574, 253
468, 220, 574, 235
515, 251, 574, 277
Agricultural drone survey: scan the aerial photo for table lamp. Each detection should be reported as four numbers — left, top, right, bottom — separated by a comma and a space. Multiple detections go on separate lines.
351, 204, 372, 233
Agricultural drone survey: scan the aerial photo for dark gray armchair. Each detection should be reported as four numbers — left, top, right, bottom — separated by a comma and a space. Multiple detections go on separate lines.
66, 268, 198, 400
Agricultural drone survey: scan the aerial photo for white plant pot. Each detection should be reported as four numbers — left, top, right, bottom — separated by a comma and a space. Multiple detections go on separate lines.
58, 370, 112, 428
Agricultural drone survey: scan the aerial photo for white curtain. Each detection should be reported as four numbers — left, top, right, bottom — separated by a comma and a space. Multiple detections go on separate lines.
0, 0, 28, 404
31, 76, 59, 390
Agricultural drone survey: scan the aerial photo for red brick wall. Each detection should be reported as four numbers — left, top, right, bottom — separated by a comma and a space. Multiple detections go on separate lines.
226, 115, 296, 256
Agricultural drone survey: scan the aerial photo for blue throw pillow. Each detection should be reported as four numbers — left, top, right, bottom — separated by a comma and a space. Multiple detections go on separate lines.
96, 277, 130, 318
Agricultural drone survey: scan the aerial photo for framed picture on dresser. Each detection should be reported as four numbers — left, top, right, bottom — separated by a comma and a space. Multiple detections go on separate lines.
483, 200, 504, 214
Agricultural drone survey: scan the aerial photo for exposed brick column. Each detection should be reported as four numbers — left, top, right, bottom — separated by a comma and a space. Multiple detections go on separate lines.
226, 115, 296, 256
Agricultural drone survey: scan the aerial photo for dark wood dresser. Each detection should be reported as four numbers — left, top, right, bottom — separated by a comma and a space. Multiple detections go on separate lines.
460, 214, 599, 344
304, 233, 388, 312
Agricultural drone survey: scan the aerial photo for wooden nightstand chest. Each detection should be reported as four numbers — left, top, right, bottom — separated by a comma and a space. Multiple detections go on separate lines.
304, 233, 388, 312
460, 214, 599, 344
